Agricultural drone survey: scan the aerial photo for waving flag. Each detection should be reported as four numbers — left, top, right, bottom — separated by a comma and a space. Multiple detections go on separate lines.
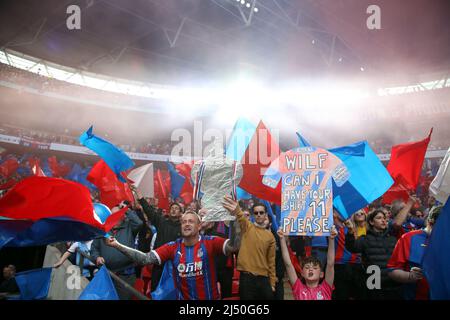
329, 141, 394, 219
154, 169, 170, 211
48, 156, 71, 178
27, 157, 44, 177
14, 268, 52, 300
0, 158, 19, 178
67, 164, 97, 191
79, 265, 119, 300
429, 147, 450, 204
127, 163, 154, 198
226, 118, 257, 161
383, 129, 432, 204
87, 160, 133, 209
79, 126, 134, 183
226, 119, 281, 204
262, 199, 279, 232
423, 200, 450, 299
296, 132, 311, 148
175, 162, 194, 204
294, 133, 393, 219
167, 161, 185, 200
0, 176, 126, 248
0, 179, 18, 190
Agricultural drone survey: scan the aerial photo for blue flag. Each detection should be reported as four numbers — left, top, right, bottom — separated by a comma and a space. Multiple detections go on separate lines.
236, 187, 252, 200
15, 268, 52, 300
167, 161, 185, 200
151, 261, 176, 300
79, 126, 134, 183
79, 265, 119, 300
423, 200, 450, 299
329, 141, 393, 219
225, 118, 257, 161
67, 164, 97, 191
296, 132, 311, 148
262, 200, 279, 232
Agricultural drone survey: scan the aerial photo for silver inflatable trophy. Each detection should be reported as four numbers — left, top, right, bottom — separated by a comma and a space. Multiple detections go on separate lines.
191, 151, 243, 222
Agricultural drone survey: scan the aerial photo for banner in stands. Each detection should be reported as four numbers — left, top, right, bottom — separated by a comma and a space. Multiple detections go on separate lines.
0, 134, 20, 145
20, 136, 50, 150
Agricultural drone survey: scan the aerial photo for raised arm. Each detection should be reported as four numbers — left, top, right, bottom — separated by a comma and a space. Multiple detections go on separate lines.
277, 228, 298, 286
325, 226, 337, 286
104, 237, 159, 266
222, 196, 242, 255
223, 195, 251, 234
392, 195, 416, 229
344, 219, 364, 253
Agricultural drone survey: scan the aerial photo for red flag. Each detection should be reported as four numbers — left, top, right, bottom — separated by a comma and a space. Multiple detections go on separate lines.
154, 169, 170, 211
28, 157, 45, 176
383, 129, 432, 204
87, 160, 133, 209
239, 121, 281, 205
0, 158, 19, 178
48, 156, 71, 178
0, 179, 17, 191
0, 176, 121, 233
176, 162, 194, 204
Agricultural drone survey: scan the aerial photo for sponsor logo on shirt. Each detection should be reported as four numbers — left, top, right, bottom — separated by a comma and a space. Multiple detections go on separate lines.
177, 261, 203, 278
317, 291, 324, 300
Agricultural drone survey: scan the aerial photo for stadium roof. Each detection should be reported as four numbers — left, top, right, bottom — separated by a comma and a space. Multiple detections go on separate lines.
1, 0, 449, 86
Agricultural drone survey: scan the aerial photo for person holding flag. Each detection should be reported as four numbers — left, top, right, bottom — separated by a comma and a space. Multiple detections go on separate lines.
104, 195, 242, 300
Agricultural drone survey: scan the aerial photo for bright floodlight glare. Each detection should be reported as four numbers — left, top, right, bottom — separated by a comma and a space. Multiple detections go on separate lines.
214, 77, 278, 122
254, 7, 259, 12
360, 67, 365, 71
246, 3, 251, 7
240, 0, 245, 4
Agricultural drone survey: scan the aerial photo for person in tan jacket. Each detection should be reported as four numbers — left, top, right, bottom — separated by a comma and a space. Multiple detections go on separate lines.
234, 201, 276, 300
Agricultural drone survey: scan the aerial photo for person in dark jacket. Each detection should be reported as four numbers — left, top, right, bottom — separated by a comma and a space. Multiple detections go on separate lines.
345, 209, 401, 299
201, 216, 235, 299
91, 201, 143, 300
0, 265, 19, 299
130, 186, 182, 291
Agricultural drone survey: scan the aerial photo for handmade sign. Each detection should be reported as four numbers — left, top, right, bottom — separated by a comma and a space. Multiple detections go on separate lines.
263, 146, 349, 236
191, 153, 242, 222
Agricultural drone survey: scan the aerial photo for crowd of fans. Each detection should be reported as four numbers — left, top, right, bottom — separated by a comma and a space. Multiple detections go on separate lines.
0, 62, 448, 301
0, 145, 445, 300
1, 122, 448, 158
0, 63, 153, 108
0, 123, 177, 155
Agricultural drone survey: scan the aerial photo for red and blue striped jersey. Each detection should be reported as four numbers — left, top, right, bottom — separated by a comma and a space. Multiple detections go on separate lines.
387, 229, 429, 300
153, 235, 228, 300
334, 226, 361, 265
